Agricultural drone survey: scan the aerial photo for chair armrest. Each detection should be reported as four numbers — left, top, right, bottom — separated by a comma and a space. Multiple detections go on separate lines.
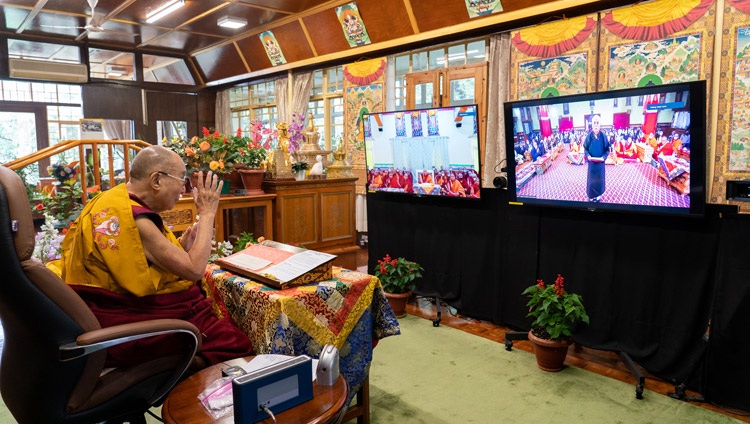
59, 318, 201, 362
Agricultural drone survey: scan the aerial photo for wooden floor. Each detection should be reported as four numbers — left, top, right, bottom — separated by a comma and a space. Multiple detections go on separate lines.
356, 247, 750, 422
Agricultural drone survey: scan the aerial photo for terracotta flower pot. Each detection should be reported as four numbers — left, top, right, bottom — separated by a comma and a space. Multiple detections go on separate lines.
528, 331, 571, 372
384, 291, 411, 318
238, 169, 266, 195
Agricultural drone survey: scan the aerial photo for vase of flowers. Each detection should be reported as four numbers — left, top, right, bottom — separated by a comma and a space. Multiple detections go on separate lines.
522, 274, 589, 371
373, 254, 423, 318
291, 161, 309, 181
228, 127, 268, 195
163, 129, 232, 192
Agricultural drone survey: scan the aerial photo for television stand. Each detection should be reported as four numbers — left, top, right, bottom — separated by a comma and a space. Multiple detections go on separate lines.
503, 331, 646, 399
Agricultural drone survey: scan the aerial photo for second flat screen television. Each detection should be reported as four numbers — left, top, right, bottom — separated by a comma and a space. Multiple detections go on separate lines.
504, 81, 706, 216
364, 104, 482, 200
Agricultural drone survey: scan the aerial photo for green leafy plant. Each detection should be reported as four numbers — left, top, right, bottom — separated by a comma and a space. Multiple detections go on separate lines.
522, 274, 589, 341
373, 254, 423, 294
38, 180, 83, 226
233, 232, 258, 252
291, 161, 309, 173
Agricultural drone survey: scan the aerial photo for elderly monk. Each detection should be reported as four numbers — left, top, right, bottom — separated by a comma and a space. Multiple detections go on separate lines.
48, 145, 253, 367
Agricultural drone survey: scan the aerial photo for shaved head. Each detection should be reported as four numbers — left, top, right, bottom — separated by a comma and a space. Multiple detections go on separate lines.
130, 145, 183, 180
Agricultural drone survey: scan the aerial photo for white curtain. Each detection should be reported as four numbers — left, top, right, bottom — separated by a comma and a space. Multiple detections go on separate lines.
102, 120, 132, 140
275, 77, 289, 124
291, 71, 314, 121
484, 32, 511, 187
215, 90, 231, 135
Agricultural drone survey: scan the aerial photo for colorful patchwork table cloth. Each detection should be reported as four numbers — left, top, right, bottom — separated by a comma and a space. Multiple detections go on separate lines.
202, 264, 400, 398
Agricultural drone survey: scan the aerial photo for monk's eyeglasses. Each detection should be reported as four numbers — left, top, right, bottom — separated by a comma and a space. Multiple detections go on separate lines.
156, 171, 188, 183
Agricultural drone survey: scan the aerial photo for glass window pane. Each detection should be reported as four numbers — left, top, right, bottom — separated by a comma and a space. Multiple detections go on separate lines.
89, 48, 135, 81
414, 82, 433, 109
467, 40, 486, 64
0, 111, 37, 164
429, 49, 445, 69
450, 78, 475, 105
395, 55, 410, 77
330, 97, 343, 150
412, 51, 428, 72
311, 70, 323, 96
142, 54, 195, 85
156, 121, 187, 142
447, 44, 466, 67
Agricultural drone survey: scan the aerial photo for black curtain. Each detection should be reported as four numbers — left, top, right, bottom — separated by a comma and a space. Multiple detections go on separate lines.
368, 189, 736, 398
704, 214, 750, 411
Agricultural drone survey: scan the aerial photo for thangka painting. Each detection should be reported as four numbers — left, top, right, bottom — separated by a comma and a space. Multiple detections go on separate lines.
606, 35, 702, 90
715, 0, 750, 207
465, 0, 503, 18
509, 15, 598, 100
336, 2, 371, 47
598, 0, 714, 91
259, 30, 286, 66
515, 53, 589, 100
343, 58, 386, 194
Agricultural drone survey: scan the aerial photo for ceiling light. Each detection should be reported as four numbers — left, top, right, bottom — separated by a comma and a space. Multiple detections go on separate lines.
217, 16, 247, 29
107, 66, 127, 77
146, 0, 185, 24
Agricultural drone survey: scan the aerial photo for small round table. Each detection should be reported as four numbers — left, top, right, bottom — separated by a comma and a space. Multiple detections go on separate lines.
162, 357, 348, 424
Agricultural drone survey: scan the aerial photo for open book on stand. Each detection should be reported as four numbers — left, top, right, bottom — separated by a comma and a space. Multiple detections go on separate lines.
216, 240, 336, 289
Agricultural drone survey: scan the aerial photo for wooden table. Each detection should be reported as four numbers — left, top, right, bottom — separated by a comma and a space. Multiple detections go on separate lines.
160, 194, 276, 242
162, 357, 349, 424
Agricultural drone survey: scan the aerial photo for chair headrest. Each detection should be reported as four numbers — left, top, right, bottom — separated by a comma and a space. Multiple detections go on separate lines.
0, 166, 36, 261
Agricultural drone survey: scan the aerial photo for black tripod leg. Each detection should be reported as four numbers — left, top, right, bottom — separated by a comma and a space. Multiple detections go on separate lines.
504, 331, 529, 351
432, 297, 441, 327
618, 351, 645, 399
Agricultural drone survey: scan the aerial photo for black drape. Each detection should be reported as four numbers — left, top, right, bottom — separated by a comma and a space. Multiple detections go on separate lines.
704, 214, 750, 411
368, 189, 744, 409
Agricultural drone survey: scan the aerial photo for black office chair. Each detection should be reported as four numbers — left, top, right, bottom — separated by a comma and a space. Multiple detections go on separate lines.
0, 165, 201, 423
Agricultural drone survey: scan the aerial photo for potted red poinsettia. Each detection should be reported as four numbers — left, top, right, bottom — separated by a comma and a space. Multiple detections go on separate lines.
522, 274, 589, 371
373, 254, 423, 318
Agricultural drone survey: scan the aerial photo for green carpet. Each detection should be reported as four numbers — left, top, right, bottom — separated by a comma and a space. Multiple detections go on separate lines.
360, 315, 742, 424
1, 316, 741, 423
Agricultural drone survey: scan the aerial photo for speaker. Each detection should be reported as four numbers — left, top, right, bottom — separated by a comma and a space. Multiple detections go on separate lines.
316, 344, 340, 386
493, 175, 508, 189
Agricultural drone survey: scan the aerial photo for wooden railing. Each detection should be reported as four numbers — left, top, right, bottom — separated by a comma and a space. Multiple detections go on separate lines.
3, 139, 151, 205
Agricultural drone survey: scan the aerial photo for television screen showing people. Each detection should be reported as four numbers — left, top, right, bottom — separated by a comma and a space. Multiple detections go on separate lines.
364, 105, 481, 200
504, 81, 705, 216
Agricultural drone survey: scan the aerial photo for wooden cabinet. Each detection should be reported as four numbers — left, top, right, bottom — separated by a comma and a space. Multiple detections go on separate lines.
160, 194, 275, 243
262, 178, 360, 269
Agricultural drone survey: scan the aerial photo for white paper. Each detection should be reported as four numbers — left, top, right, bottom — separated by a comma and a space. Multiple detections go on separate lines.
262, 250, 336, 283
222, 253, 272, 271
241, 354, 318, 382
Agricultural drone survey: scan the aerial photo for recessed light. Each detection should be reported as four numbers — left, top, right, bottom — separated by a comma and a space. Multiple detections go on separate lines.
218, 16, 248, 29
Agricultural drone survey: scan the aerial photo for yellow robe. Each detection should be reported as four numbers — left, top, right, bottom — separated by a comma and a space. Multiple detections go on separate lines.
47, 184, 193, 296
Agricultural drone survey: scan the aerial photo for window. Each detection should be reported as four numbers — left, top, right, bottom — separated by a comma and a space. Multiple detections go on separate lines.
308, 67, 344, 151
89, 48, 135, 81
228, 81, 278, 141
142, 54, 195, 85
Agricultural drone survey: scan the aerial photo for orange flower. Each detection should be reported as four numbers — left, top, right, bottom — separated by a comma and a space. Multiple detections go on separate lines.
199, 141, 211, 151
209, 160, 220, 171
185, 147, 196, 157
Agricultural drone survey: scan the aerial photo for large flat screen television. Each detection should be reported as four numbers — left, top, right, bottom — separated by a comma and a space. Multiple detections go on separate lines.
364, 104, 482, 200
503, 81, 706, 216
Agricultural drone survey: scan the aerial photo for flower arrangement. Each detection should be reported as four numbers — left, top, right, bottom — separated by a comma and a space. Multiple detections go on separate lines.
373, 254, 423, 294
208, 239, 234, 264
287, 113, 306, 154
32, 212, 67, 264
48, 162, 77, 183
291, 161, 309, 173
165, 127, 231, 176
38, 180, 83, 225
522, 274, 589, 341
229, 127, 268, 169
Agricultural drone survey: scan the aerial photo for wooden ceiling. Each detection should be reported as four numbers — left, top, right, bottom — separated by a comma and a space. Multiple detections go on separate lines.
0, 0, 630, 87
